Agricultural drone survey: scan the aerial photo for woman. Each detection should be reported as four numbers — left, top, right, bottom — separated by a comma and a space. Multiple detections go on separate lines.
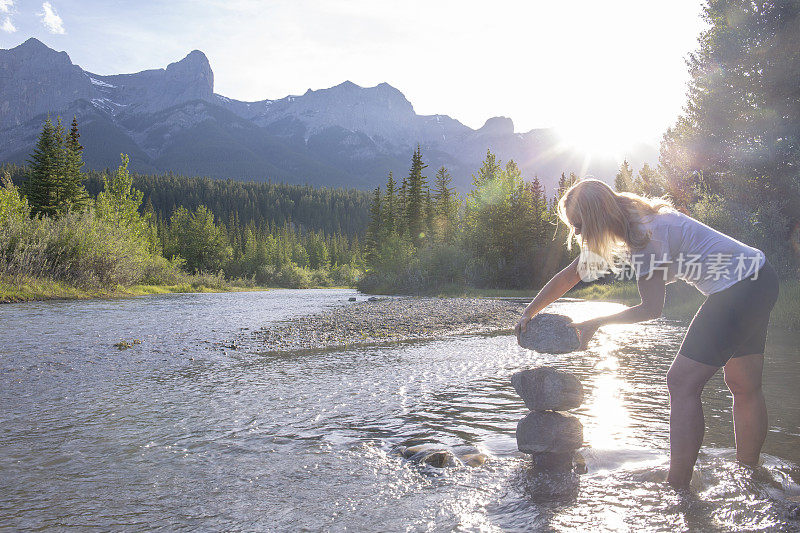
515, 179, 779, 488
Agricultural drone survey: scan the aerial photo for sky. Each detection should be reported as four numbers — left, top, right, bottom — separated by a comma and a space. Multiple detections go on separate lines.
1, 0, 707, 153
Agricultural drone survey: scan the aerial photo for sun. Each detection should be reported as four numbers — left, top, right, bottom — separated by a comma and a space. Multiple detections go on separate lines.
551, 88, 659, 162
555, 118, 642, 162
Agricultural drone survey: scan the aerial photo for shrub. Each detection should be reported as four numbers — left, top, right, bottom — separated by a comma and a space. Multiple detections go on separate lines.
0, 209, 150, 288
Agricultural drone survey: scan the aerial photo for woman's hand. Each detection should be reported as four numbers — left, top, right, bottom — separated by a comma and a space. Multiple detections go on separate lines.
573, 319, 600, 350
515, 314, 533, 339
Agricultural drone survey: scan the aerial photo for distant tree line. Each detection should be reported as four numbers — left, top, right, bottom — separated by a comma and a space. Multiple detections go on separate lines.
3, 162, 370, 238
1, 119, 365, 291
359, 145, 579, 293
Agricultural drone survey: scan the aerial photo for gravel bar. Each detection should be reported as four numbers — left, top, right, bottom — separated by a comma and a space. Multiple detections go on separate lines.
251, 296, 529, 353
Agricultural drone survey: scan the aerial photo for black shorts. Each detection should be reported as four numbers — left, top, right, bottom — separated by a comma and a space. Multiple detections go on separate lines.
678, 259, 780, 367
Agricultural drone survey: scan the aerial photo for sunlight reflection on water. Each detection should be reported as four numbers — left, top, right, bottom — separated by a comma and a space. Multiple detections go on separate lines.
0, 292, 798, 531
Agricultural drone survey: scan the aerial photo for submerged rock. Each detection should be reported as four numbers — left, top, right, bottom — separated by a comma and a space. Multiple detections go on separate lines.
113, 339, 142, 350
417, 450, 459, 468
530, 452, 575, 471
461, 453, 488, 467
511, 367, 584, 411
516, 411, 583, 454
517, 313, 580, 354
398, 443, 488, 468
401, 443, 439, 458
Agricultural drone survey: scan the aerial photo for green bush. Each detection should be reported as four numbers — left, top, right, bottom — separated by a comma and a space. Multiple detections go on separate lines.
358, 243, 478, 294
330, 263, 361, 286
0, 209, 150, 288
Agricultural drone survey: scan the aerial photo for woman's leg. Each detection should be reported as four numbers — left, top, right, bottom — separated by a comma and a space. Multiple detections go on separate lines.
723, 353, 767, 466
666, 354, 720, 488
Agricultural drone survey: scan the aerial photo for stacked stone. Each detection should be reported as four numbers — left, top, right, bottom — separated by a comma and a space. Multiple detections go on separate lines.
512, 367, 584, 469
516, 313, 580, 354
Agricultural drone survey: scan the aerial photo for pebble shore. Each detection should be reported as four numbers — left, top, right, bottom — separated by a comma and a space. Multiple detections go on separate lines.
250, 296, 529, 353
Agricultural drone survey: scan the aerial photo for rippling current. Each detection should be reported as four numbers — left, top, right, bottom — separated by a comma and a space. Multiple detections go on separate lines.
1, 289, 798, 531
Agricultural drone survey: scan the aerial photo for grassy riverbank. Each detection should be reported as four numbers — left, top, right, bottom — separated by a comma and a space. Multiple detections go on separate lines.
0, 274, 271, 303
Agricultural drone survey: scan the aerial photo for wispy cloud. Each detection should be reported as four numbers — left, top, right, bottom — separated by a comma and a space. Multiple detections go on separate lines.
1, 16, 14, 32
1, 0, 14, 33
39, 2, 65, 34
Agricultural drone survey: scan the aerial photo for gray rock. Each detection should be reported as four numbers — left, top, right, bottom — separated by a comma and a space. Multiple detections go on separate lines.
511, 367, 584, 411
517, 313, 580, 354
530, 452, 576, 471
516, 411, 583, 454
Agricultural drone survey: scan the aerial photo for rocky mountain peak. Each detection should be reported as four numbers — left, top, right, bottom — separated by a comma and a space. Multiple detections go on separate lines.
164, 49, 214, 98
7, 37, 72, 65
479, 116, 515, 136
333, 80, 359, 90
0, 38, 91, 127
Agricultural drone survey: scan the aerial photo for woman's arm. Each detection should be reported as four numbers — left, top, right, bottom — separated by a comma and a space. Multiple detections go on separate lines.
573, 273, 666, 348
516, 256, 581, 336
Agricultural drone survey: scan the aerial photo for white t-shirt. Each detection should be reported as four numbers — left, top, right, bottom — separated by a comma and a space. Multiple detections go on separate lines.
629, 210, 765, 295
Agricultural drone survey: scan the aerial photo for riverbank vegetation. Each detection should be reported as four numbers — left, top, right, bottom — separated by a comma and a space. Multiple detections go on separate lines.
0, 119, 365, 302
358, 147, 580, 294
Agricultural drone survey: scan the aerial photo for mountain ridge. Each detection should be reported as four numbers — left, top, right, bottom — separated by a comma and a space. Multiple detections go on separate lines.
0, 38, 657, 192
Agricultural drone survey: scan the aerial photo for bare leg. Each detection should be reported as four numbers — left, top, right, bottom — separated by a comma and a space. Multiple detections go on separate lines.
723, 353, 767, 466
666, 354, 719, 488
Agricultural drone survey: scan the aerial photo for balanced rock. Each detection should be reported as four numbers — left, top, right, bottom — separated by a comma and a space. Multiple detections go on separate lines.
516, 411, 583, 454
511, 367, 584, 411
517, 313, 580, 354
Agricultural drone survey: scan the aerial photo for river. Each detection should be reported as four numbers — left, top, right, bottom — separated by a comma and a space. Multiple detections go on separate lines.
1, 289, 798, 531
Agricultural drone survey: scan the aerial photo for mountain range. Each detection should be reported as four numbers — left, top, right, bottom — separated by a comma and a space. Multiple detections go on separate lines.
0, 38, 656, 193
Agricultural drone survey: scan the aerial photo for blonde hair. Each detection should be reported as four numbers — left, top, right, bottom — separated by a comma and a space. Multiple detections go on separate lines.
557, 178, 673, 278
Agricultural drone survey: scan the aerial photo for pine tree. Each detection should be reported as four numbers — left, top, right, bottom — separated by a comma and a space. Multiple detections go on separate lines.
25, 117, 88, 216
62, 116, 89, 211
472, 148, 502, 188
25, 117, 61, 217
405, 144, 428, 245
365, 187, 382, 266
383, 172, 396, 235
433, 166, 456, 219
398, 176, 408, 236
632, 163, 665, 197
614, 159, 634, 192
50, 118, 68, 214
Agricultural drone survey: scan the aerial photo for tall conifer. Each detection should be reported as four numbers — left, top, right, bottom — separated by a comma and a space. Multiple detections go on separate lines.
405, 144, 427, 245
61, 117, 89, 211
26, 117, 60, 216
383, 172, 396, 235
365, 187, 382, 265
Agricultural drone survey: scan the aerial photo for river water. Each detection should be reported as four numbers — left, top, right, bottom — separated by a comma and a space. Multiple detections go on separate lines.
1, 289, 798, 531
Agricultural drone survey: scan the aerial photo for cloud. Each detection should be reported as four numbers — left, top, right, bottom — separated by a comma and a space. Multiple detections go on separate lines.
38, 2, 65, 34
0, 0, 13, 32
